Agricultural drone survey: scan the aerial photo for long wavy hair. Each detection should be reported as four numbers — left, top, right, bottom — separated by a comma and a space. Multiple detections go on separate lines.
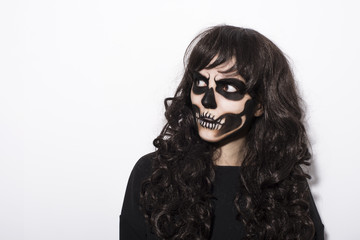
140, 25, 315, 239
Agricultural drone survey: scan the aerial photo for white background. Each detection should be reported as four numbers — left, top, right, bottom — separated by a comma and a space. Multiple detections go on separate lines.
1, 0, 359, 239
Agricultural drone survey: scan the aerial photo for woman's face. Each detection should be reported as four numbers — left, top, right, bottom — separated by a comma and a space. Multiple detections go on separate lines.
190, 58, 258, 142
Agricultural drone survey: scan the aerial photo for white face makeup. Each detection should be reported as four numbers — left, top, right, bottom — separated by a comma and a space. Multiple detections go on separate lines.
190, 59, 256, 143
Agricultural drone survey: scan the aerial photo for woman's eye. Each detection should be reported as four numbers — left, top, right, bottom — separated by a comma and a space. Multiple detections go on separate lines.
223, 84, 238, 93
196, 79, 207, 87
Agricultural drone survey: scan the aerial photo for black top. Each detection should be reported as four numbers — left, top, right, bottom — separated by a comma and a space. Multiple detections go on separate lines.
120, 152, 324, 240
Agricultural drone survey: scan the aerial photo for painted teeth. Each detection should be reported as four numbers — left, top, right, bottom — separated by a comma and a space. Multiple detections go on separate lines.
197, 112, 225, 130
201, 111, 215, 120
198, 119, 223, 130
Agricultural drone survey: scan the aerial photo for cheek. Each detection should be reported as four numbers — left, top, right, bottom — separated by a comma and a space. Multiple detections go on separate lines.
190, 91, 203, 106
215, 98, 255, 137
217, 94, 252, 114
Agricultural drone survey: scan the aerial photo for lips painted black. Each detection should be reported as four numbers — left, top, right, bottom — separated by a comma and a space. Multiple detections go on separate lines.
202, 117, 213, 122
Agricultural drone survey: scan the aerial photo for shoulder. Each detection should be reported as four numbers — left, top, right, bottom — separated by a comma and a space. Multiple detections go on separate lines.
121, 152, 156, 214
308, 190, 324, 240
135, 152, 155, 170
128, 152, 156, 185
133, 152, 155, 175
120, 152, 156, 237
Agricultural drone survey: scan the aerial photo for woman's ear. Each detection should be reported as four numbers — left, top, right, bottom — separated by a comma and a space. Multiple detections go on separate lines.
254, 103, 264, 117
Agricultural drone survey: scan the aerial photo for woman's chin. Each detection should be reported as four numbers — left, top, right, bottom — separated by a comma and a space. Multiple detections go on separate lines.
198, 127, 224, 143
197, 123, 247, 144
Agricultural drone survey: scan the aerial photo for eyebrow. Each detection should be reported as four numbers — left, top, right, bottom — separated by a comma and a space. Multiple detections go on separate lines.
215, 78, 245, 86
216, 77, 241, 82
215, 75, 245, 82
194, 71, 244, 83
218, 67, 245, 79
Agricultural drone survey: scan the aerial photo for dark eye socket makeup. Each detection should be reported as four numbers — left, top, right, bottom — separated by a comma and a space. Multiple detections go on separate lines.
193, 72, 209, 79
192, 71, 247, 100
194, 79, 207, 87
192, 72, 208, 88
193, 72, 245, 91
215, 78, 246, 93
193, 72, 208, 83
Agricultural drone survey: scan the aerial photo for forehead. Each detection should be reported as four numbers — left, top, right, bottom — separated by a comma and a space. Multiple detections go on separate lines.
200, 57, 245, 81
206, 56, 235, 69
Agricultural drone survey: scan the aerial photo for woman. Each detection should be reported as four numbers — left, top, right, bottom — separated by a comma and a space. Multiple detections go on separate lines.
120, 25, 324, 239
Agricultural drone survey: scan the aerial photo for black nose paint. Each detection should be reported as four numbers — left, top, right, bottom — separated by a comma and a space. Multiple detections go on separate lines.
201, 88, 217, 109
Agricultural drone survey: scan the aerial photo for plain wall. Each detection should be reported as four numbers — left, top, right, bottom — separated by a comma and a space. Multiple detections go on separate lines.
1, 0, 359, 239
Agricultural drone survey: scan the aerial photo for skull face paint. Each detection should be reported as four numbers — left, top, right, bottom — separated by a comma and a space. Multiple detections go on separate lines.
190, 60, 256, 143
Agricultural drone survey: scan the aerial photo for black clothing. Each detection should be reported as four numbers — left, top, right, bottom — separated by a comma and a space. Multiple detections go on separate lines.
120, 152, 324, 239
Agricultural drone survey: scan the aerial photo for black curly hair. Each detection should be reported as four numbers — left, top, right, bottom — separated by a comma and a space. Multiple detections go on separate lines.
140, 25, 315, 239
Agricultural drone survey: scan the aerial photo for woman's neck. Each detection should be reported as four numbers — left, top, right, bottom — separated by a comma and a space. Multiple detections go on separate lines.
214, 136, 246, 166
